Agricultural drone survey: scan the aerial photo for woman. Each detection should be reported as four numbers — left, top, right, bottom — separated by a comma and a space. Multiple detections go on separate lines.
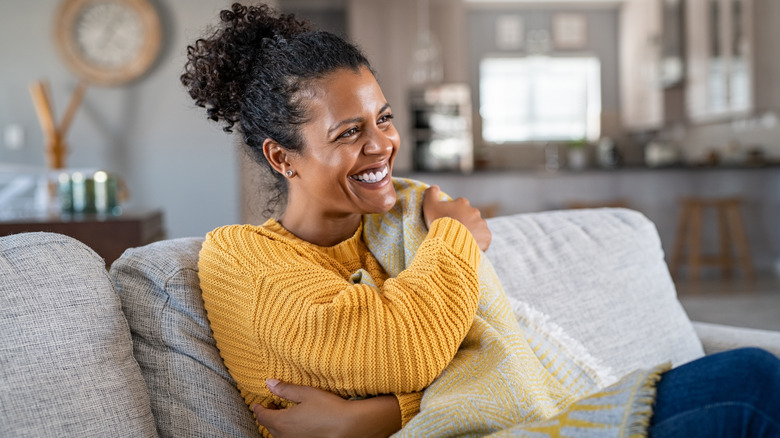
182, 3, 780, 437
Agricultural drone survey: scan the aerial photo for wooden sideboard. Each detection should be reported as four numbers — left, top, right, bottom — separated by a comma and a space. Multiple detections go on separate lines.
0, 210, 165, 267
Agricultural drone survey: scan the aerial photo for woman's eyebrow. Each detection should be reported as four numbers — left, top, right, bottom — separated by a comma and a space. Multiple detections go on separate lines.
327, 103, 392, 136
328, 117, 363, 136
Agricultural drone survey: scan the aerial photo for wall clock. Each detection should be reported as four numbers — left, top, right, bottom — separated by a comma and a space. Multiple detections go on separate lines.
54, 0, 162, 86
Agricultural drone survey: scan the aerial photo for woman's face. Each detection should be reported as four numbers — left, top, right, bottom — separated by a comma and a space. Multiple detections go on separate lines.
286, 66, 400, 218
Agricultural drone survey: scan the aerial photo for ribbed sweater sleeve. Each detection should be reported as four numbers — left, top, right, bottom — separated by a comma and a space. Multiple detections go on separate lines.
198, 217, 481, 421
396, 392, 424, 426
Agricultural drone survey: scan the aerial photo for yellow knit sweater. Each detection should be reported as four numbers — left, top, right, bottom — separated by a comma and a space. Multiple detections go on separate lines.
198, 216, 481, 435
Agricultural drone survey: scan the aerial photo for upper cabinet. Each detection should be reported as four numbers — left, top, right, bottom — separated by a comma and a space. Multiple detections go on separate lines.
685, 0, 753, 121
621, 0, 780, 129
619, 0, 686, 131
686, 0, 780, 122
619, 0, 664, 130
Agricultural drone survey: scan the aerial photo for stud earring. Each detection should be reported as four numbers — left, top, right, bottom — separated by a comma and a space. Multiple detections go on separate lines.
285, 169, 294, 178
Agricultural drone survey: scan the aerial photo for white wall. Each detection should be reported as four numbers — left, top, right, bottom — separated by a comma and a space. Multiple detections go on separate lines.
0, 0, 240, 238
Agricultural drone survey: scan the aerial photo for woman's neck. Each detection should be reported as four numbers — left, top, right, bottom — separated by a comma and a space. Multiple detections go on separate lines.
278, 209, 362, 247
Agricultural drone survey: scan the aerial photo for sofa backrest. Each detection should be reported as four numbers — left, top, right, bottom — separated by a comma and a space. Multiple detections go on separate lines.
0, 232, 158, 438
485, 208, 704, 383
106, 208, 704, 436
110, 237, 259, 438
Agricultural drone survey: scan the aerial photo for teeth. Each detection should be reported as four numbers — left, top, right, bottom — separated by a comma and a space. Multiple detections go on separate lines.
352, 166, 388, 183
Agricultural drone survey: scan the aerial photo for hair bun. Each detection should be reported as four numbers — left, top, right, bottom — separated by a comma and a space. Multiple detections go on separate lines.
180, 2, 310, 132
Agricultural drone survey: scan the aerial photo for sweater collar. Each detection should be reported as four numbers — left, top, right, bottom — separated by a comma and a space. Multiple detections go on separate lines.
262, 218, 365, 262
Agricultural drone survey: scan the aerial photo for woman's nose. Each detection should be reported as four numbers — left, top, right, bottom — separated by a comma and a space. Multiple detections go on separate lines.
363, 129, 395, 155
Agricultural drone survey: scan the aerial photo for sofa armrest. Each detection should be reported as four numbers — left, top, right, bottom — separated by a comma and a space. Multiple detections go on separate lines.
693, 321, 780, 358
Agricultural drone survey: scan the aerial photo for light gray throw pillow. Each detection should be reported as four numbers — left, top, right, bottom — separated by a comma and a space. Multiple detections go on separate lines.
485, 208, 704, 382
0, 232, 157, 437
110, 237, 259, 438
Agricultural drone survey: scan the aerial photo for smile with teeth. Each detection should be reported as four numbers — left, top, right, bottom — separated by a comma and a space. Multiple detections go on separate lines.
350, 166, 389, 183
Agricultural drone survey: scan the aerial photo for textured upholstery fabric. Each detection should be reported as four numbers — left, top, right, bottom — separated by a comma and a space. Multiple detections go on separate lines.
109, 237, 259, 438
3, 210, 775, 435
0, 232, 157, 438
485, 208, 704, 381
693, 321, 780, 357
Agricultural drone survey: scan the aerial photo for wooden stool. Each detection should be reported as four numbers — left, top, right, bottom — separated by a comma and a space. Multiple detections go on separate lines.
476, 202, 502, 219
670, 197, 754, 281
566, 199, 630, 209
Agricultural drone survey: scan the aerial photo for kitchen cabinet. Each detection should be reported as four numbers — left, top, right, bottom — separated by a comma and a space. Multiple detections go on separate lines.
409, 84, 474, 173
685, 0, 780, 122
619, 0, 663, 130
619, 0, 686, 131
685, 0, 754, 121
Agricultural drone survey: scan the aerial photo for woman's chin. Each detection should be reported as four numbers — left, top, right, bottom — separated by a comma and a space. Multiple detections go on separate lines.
362, 190, 397, 215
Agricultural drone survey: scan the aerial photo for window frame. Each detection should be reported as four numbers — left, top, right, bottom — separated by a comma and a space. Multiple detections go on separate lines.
477, 54, 602, 145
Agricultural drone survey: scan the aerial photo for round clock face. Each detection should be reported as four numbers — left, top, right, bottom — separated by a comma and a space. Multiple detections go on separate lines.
55, 0, 162, 86
76, 2, 145, 69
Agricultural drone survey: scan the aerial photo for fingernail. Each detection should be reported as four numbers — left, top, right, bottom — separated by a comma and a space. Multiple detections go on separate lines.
266, 378, 280, 388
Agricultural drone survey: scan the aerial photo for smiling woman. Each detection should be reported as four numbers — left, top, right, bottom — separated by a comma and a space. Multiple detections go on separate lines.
262, 66, 400, 246
180, 3, 780, 438
180, 2, 491, 436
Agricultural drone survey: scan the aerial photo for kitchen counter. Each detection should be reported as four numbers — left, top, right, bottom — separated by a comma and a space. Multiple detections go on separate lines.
403, 166, 780, 275
402, 162, 780, 176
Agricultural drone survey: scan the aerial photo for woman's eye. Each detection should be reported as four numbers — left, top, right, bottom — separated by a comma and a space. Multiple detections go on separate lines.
378, 114, 394, 124
340, 127, 358, 138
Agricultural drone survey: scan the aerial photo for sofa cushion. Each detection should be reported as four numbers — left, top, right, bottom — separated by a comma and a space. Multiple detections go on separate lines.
485, 208, 704, 383
0, 232, 157, 437
110, 238, 259, 438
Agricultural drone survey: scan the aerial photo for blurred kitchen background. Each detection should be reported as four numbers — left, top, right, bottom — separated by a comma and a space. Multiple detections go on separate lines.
1, 0, 779, 328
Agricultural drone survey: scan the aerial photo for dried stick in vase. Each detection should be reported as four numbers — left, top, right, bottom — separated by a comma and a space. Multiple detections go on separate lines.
28, 80, 87, 170
60, 82, 87, 138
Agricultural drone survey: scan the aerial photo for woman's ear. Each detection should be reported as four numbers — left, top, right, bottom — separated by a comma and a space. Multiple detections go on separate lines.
263, 139, 293, 176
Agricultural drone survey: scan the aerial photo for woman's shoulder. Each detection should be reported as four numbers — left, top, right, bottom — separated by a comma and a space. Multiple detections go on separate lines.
205, 223, 269, 245
201, 221, 292, 264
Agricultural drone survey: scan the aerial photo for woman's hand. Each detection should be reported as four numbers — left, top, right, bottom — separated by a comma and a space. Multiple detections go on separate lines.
253, 379, 401, 438
422, 185, 492, 251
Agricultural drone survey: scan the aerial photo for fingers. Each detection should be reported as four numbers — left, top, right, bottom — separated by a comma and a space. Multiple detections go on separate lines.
452, 196, 471, 208
422, 185, 441, 228
423, 185, 441, 205
252, 381, 295, 432
266, 378, 305, 404
252, 403, 274, 426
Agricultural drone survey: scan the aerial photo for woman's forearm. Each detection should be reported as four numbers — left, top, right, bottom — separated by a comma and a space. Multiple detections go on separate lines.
344, 395, 402, 438
254, 381, 402, 438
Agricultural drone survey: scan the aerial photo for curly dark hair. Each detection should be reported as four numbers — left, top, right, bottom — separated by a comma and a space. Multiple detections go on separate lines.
180, 2, 373, 213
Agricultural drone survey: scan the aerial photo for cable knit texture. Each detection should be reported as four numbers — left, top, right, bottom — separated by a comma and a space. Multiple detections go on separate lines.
200, 178, 667, 437
198, 182, 481, 436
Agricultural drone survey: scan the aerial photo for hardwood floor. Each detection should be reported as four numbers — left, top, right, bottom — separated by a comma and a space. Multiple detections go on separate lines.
675, 275, 780, 332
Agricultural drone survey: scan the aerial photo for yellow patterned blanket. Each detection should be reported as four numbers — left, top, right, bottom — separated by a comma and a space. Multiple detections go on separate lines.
363, 178, 668, 438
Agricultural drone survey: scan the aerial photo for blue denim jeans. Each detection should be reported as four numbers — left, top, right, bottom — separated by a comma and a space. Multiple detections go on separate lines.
649, 347, 780, 437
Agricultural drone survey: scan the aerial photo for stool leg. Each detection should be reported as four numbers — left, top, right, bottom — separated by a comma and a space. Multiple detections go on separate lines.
717, 203, 733, 278
726, 202, 755, 281
670, 202, 689, 278
688, 203, 703, 281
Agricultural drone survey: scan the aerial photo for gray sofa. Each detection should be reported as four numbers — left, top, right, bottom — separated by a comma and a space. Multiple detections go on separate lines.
2, 208, 779, 437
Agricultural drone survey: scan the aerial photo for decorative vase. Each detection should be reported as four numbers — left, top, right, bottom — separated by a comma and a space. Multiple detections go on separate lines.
568, 148, 587, 170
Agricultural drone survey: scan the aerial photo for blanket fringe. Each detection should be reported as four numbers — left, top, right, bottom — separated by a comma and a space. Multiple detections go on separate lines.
508, 298, 618, 389
625, 364, 669, 438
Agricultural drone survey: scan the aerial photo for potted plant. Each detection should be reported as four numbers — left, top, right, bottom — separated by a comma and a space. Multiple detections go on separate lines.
567, 138, 588, 170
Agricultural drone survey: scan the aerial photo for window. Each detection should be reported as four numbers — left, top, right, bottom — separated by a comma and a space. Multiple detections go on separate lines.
479, 56, 601, 143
